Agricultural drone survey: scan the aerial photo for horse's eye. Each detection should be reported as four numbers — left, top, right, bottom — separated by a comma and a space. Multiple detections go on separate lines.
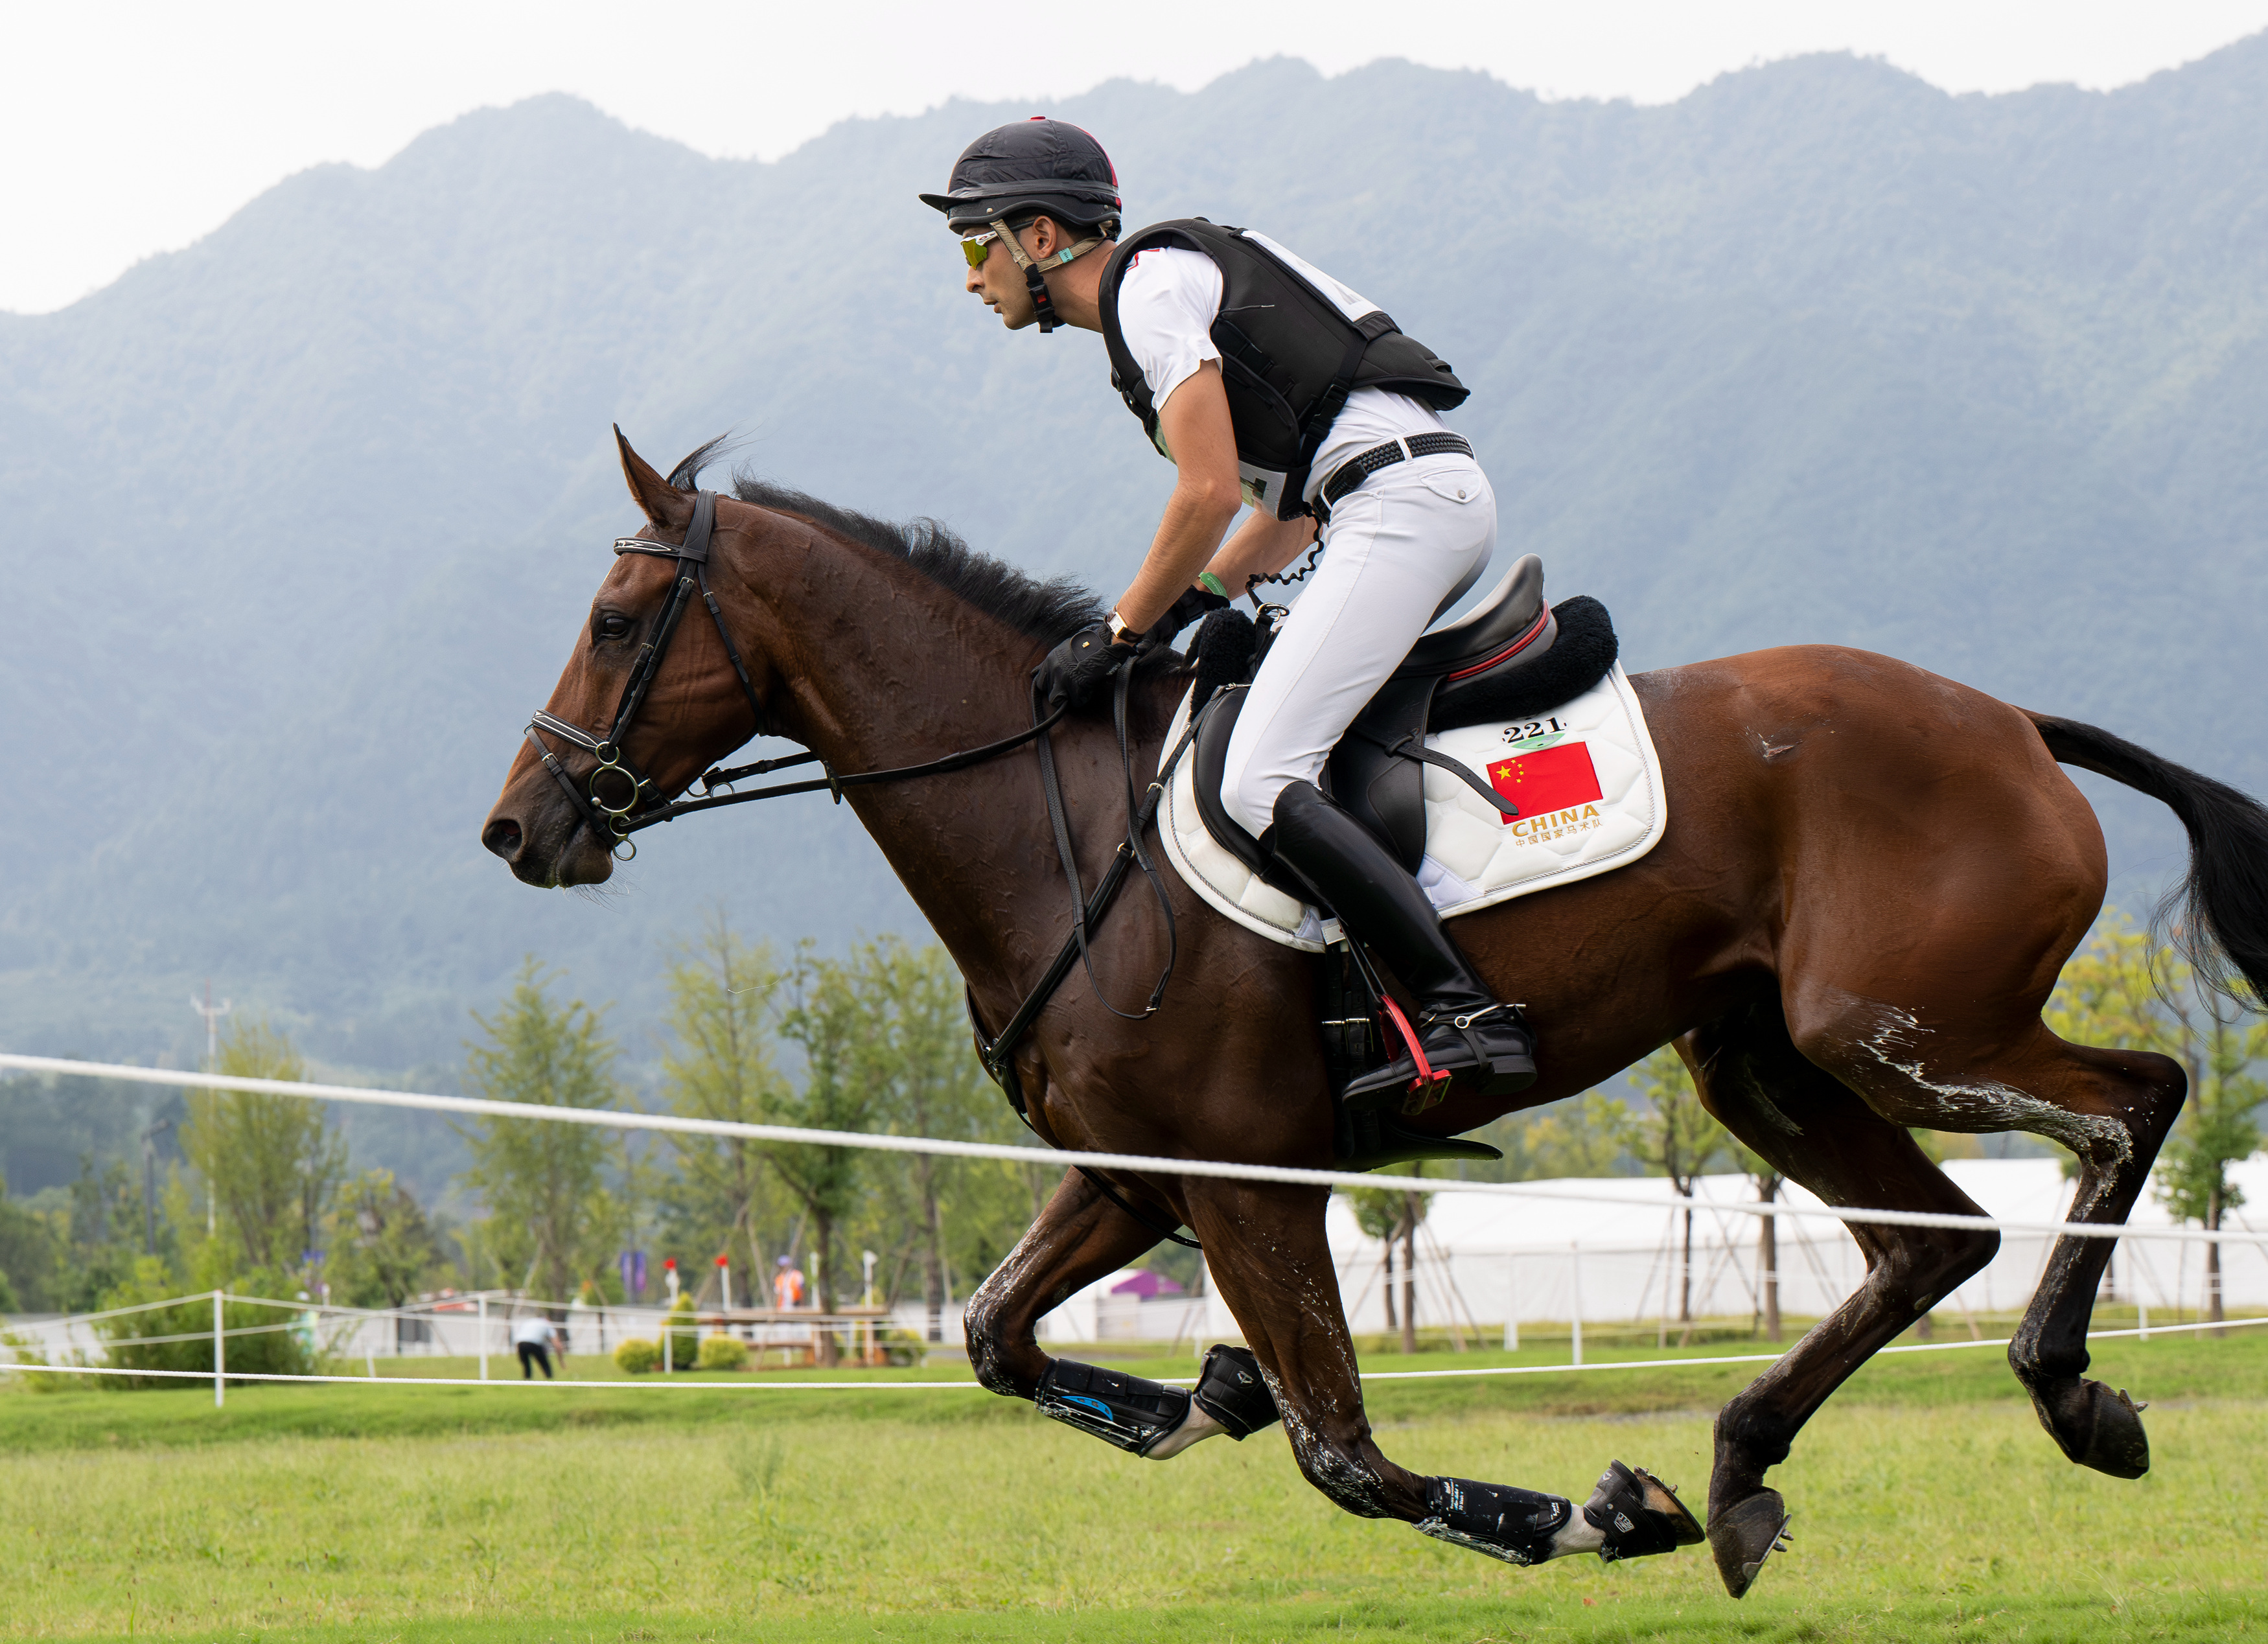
595, 612, 632, 642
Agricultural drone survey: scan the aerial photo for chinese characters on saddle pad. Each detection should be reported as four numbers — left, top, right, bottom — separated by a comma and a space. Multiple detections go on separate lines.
1161, 664, 1668, 953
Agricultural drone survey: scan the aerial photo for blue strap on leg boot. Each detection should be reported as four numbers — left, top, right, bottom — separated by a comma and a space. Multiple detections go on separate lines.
1036, 1345, 1281, 1459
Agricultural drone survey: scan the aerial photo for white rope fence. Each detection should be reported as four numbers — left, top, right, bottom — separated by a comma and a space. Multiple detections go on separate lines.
7, 1307, 2260, 1393
3, 1052, 2254, 1247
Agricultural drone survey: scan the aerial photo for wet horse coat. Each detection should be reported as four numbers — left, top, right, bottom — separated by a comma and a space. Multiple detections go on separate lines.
482, 435, 2268, 1594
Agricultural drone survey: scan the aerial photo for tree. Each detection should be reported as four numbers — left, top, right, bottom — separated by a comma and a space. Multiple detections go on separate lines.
332, 1169, 443, 1312
657, 914, 789, 1302
1626, 1047, 1733, 1327
1465, 1090, 1633, 1181
2050, 913, 2268, 1331
0, 1170, 64, 1316
770, 947, 885, 1361
462, 960, 625, 1305
1345, 1175, 1431, 1352
842, 936, 997, 1343
1721, 1133, 1786, 1342
180, 1021, 345, 1285
51, 1155, 143, 1311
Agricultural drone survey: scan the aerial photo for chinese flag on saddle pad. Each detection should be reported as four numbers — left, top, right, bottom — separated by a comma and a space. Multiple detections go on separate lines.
1488, 741, 1603, 823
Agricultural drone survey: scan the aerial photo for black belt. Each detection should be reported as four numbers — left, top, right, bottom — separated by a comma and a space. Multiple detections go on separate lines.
1314, 433, 1474, 520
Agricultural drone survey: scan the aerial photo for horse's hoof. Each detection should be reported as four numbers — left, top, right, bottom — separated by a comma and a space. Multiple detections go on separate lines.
2029, 1378, 2151, 1479
1707, 1489, 1791, 1599
1584, 1460, 1704, 1561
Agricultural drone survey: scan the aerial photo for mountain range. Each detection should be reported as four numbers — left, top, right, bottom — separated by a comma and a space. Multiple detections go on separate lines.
5, 41, 2265, 1093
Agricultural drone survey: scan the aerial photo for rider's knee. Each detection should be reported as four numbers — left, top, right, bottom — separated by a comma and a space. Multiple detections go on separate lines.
1220, 752, 1284, 839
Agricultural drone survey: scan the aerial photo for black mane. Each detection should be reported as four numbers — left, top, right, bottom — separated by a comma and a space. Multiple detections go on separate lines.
666, 437, 1102, 645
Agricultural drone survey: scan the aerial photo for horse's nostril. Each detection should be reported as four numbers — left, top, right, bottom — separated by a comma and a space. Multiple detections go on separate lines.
482, 818, 524, 859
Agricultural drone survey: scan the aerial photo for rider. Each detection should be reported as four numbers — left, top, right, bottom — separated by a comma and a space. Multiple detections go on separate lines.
921, 118, 1536, 1105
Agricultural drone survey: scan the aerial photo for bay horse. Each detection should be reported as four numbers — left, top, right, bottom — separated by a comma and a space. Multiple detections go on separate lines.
482, 432, 2268, 1595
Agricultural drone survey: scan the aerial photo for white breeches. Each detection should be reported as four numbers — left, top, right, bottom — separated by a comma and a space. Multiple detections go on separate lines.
1220, 455, 1498, 837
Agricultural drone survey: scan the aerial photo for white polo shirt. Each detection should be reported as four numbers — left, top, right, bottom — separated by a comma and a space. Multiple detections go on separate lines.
1113, 233, 1448, 508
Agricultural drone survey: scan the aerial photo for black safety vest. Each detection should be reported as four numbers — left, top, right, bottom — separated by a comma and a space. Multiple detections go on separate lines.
1097, 220, 1468, 519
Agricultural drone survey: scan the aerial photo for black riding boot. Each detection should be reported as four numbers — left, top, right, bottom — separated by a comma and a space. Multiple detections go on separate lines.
1269, 781, 1536, 1110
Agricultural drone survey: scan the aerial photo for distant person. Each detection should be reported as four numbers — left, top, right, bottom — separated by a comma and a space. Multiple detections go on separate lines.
921, 121, 1533, 1106
772, 1255, 805, 1311
510, 1313, 559, 1379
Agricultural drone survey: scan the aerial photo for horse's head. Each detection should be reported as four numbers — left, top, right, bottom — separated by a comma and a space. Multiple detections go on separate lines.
481, 430, 775, 888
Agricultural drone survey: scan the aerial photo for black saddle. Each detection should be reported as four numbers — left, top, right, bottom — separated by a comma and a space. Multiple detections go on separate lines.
1188, 556, 1619, 878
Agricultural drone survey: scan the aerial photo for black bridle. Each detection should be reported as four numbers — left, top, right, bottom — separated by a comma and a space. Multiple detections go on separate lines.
524, 488, 1201, 1245
524, 490, 766, 859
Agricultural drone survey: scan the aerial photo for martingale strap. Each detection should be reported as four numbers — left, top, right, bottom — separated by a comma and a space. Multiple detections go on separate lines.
968, 667, 1208, 1250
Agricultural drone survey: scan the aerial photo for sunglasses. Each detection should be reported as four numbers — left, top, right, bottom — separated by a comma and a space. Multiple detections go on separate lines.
959, 220, 1037, 269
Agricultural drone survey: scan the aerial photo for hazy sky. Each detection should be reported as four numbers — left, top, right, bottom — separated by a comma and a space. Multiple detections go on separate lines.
5, 0, 2264, 315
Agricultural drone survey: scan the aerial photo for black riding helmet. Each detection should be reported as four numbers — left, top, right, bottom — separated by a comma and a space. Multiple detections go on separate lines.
921, 118, 1122, 332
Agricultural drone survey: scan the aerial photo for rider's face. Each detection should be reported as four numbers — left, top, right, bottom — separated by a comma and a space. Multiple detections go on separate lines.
962, 223, 1046, 330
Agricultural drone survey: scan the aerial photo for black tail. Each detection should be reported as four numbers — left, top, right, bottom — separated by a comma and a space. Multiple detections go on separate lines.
2028, 712, 2268, 1005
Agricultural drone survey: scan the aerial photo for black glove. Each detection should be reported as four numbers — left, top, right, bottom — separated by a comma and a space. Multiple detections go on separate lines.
1153, 584, 1231, 648
1036, 621, 1136, 712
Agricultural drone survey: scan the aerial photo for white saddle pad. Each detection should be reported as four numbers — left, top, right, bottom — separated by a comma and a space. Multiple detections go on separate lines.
1159, 663, 1667, 952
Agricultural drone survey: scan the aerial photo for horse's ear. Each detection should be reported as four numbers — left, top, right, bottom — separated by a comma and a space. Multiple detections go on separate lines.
615, 425, 695, 531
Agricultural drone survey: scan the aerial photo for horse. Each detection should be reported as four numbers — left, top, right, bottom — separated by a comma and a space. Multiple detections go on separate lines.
482, 431, 2268, 1595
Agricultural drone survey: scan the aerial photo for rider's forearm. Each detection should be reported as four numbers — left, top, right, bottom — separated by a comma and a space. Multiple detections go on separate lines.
1115, 476, 1243, 633
1204, 510, 1317, 601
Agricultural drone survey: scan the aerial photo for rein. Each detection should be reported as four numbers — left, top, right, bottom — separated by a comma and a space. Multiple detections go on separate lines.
527, 490, 1206, 1247
524, 489, 1069, 857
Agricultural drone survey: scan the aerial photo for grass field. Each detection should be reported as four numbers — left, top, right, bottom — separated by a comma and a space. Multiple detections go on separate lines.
7, 1328, 2267, 1643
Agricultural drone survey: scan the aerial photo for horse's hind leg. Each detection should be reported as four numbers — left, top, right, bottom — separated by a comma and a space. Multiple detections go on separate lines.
1993, 1040, 2184, 1477
1183, 1175, 1702, 1568
1683, 1001, 2004, 1597
1800, 991, 2187, 1476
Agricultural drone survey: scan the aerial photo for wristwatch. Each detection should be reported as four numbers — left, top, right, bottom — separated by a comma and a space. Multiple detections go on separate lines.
1106, 608, 1142, 647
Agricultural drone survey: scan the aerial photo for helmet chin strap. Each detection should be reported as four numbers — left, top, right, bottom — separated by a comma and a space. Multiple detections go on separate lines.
991, 217, 1104, 334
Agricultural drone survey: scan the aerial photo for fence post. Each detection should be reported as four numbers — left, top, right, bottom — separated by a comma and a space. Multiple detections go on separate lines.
213, 1290, 225, 1408
2138, 1298, 2149, 1341
1569, 1242, 1584, 1368
1502, 1254, 1518, 1352
478, 1295, 489, 1382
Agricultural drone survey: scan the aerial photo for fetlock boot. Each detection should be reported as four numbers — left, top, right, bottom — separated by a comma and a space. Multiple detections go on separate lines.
1268, 781, 1536, 1111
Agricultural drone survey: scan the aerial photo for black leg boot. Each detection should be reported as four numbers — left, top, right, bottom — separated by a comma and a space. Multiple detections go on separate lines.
1269, 781, 1536, 1110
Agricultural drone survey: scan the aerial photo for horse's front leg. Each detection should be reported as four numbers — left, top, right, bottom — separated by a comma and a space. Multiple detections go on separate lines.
964, 1161, 1268, 1460
1186, 1177, 1702, 1568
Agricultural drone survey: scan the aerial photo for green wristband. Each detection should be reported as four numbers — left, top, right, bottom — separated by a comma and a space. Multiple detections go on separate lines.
1198, 572, 1229, 599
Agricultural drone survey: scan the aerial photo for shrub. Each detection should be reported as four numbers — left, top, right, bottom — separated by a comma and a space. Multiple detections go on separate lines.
1, 1329, 73, 1393
695, 1334, 750, 1372
881, 1328, 927, 1368
95, 1262, 318, 1391
613, 1337, 661, 1374
663, 1295, 700, 1369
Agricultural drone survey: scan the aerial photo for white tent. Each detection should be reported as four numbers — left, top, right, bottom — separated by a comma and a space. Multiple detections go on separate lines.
1039, 1156, 2268, 1342
1028, 1155, 2268, 1348
1308, 1156, 2268, 1341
